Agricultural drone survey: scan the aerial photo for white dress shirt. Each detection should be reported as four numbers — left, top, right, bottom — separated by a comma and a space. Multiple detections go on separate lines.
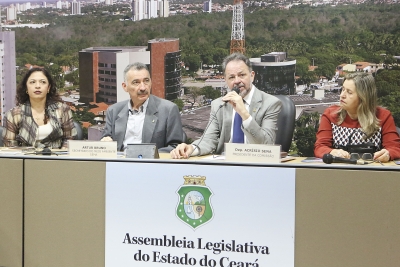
123, 99, 149, 150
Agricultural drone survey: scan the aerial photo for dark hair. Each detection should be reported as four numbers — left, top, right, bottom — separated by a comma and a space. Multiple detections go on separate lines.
221, 53, 252, 75
16, 68, 61, 106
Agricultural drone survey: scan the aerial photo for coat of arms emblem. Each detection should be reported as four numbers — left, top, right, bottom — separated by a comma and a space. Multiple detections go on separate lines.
176, 176, 214, 230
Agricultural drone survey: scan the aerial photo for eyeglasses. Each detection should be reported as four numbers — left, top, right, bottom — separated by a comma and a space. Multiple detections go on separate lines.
350, 153, 383, 165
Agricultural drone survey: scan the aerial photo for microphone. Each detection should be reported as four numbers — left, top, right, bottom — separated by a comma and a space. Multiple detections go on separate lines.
24, 147, 55, 156
322, 154, 367, 165
223, 86, 240, 103
232, 86, 240, 95
194, 86, 241, 155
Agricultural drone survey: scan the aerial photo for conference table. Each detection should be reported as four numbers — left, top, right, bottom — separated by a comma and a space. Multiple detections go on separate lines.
1, 151, 399, 267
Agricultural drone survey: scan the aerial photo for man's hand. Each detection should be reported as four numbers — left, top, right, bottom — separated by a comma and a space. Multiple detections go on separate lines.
101, 136, 113, 142
170, 143, 194, 159
222, 91, 249, 121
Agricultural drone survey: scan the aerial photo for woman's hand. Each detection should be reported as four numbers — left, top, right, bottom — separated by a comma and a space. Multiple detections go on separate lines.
330, 149, 350, 158
374, 149, 391, 163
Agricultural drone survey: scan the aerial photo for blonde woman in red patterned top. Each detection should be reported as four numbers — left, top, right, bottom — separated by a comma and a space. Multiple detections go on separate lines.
314, 72, 400, 162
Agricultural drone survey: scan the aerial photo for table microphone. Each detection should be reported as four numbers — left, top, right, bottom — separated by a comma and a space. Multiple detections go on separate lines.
322, 154, 367, 165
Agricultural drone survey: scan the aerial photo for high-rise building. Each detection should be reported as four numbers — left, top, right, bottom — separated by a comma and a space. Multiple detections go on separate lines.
132, 0, 158, 20
203, 0, 212, 13
250, 52, 296, 95
0, 31, 17, 125
132, 0, 167, 21
6, 6, 17, 21
56, 0, 63, 9
159, 0, 169, 18
147, 38, 180, 100
105, 0, 113, 5
79, 46, 150, 104
71, 0, 81, 15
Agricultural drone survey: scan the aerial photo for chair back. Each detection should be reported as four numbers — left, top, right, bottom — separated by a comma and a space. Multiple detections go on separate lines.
274, 95, 296, 153
0, 126, 4, 147
73, 121, 84, 140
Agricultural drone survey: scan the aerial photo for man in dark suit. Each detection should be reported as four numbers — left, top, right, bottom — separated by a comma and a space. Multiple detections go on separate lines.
170, 53, 282, 158
101, 62, 183, 152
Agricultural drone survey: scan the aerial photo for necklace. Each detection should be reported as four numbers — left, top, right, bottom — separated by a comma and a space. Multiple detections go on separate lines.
33, 111, 45, 122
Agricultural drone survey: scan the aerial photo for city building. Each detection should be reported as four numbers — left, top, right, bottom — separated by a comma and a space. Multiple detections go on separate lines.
203, 0, 212, 13
79, 38, 181, 104
131, 0, 158, 21
105, 0, 114, 5
159, 0, 170, 17
56, 0, 63, 9
79, 46, 149, 104
71, 0, 81, 15
147, 38, 181, 101
0, 30, 17, 125
6, 5, 17, 21
250, 52, 296, 95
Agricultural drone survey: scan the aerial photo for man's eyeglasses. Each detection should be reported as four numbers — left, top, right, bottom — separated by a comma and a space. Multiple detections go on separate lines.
350, 153, 383, 165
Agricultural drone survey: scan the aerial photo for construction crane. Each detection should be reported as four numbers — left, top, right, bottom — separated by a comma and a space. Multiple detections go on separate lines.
230, 0, 245, 54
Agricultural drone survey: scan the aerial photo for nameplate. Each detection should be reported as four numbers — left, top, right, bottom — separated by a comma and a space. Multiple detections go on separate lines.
225, 143, 281, 163
68, 140, 117, 158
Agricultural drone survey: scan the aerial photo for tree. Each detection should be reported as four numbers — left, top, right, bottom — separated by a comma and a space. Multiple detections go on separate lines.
293, 112, 320, 157
173, 99, 184, 111
47, 64, 65, 91
186, 87, 203, 108
314, 63, 336, 80
72, 106, 96, 125
201, 86, 220, 100
64, 70, 79, 86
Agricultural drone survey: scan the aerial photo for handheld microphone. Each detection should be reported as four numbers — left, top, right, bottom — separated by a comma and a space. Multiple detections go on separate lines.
322, 154, 367, 165
223, 86, 240, 103
232, 86, 240, 95
194, 86, 241, 155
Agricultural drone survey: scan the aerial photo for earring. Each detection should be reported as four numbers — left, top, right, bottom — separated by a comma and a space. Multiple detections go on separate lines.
26, 91, 28, 94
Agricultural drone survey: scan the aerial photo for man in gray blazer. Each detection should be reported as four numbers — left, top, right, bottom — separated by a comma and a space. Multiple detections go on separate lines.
101, 62, 183, 152
170, 53, 282, 158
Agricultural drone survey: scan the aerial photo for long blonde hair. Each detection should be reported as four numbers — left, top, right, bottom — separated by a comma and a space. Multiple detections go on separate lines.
337, 72, 380, 138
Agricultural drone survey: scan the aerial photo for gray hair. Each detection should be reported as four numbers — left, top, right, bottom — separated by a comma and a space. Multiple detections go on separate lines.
221, 53, 252, 75
123, 62, 150, 82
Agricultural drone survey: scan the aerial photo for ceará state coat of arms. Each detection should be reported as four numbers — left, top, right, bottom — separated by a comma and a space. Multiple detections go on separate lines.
176, 176, 214, 230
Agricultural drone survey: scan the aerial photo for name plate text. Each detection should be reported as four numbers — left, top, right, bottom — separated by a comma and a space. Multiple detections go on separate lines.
225, 143, 281, 163
68, 140, 117, 158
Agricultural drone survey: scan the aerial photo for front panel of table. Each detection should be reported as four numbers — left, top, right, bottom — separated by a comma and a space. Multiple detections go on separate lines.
5, 158, 399, 267
0, 158, 23, 267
